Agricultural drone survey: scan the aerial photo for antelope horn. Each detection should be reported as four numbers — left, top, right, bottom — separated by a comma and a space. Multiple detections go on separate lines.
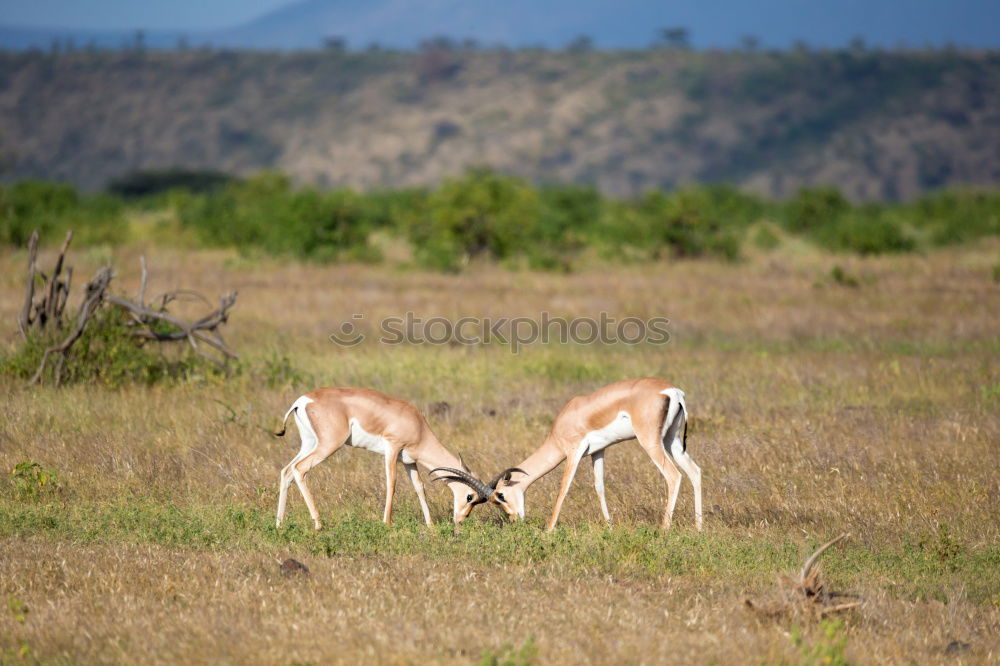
799, 533, 850, 583
430, 467, 493, 498
488, 467, 528, 489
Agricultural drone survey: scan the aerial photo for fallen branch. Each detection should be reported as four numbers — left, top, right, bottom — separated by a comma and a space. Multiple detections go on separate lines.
106, 290, 238, 362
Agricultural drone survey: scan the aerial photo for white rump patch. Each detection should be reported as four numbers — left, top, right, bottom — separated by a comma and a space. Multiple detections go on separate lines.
660, 387, 687, 450
289, 395, 318, 463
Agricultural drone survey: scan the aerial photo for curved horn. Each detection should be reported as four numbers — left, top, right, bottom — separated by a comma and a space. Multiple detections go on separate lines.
430, 467, 493, 498
488, 467, 528, 489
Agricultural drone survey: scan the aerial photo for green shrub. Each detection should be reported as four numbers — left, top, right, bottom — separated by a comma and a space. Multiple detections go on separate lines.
752, 224, 781, 250
178, 173, 384, 263
0, 181, 77, 246
8, 461, 61, 500
3, 173, 999, 269
630, 188, 744, 261
259, 353, 313, 389
815, 206, 915, 254
0, 180, 126, 247
1, 308, 226, 388
784, 187, 851, 233
908, 189, 1000, 246
533, 184, 602, 270
409, 168, 547, 270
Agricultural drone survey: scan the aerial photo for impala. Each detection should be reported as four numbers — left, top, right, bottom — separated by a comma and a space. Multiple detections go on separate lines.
485, 378, 703, 532
274, 387, 488, 530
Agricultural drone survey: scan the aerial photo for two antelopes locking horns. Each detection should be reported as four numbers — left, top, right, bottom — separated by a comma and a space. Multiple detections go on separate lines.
274, 377, 702, 533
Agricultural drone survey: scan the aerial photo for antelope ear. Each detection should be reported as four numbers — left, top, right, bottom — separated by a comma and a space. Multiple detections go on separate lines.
504, 467, 528, 482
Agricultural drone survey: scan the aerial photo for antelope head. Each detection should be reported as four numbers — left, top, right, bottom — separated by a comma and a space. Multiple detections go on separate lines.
430, 465, 527, 522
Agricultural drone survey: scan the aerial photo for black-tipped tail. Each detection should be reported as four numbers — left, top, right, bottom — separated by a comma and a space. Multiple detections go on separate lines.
274, 406, 297, 437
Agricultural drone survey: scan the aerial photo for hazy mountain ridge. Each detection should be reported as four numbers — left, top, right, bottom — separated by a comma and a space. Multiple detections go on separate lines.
1, 47, 997, 199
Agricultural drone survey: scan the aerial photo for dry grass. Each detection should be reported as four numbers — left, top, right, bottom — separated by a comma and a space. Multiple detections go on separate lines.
1, 241, 998, 664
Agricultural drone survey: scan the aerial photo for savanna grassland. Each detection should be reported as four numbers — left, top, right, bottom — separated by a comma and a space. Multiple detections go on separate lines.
1, 239, 998, 664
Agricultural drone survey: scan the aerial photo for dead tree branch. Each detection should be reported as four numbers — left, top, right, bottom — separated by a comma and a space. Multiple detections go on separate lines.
106, 291, 239, 362
19, 233, 239, 385
19, 230, 74, 336
30, 267, 112, 386
17, 230, 39, 338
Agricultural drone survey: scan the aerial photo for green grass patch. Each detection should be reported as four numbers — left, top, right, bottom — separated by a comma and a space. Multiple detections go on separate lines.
1, 497, 996, 604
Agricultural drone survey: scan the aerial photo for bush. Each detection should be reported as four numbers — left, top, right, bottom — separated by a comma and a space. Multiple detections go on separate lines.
3, 172, 999, 269
178, 173, 383, 263
908, 189, 1000, 246
784, 187, 851, 233
9, 461, 61, 500
626, 187, 744, 261
533, 184, 602, 270
1, 308, 225, 388
815, 206, 915, 255
752, 224, 781, 250
409, 169, 546, 271
0, 181, 126, 247
1, 181, 77, 246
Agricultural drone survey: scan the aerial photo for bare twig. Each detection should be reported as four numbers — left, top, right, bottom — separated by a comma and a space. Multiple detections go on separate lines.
20, 230, 75, 335
42, 230, 74, 326
136, 255, 148, 306
17, 230, 39, 338
30, 267, 112, 385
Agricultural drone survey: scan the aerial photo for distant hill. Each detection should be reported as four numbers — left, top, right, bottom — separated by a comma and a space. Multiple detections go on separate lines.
1, 47, 998, 200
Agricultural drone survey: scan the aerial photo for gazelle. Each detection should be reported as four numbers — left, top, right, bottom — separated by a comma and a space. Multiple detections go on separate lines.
274, 387, 487, 530
488, 378, 702, 532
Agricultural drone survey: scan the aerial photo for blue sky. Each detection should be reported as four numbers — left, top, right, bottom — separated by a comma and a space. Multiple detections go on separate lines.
0, 0, 998, 47
0, 0, 289, 30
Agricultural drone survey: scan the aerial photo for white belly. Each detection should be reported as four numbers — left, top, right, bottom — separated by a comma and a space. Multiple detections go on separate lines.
581, 411, 636, 455
348, 419, 415, 464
